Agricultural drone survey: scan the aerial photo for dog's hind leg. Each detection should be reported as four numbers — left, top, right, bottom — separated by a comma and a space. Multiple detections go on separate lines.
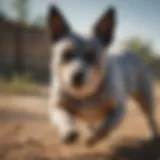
134, 69, 159, 138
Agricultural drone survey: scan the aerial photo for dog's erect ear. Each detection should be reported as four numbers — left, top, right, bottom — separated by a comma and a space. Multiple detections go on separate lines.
48, 5, 70, 42
93, 7, 116, 46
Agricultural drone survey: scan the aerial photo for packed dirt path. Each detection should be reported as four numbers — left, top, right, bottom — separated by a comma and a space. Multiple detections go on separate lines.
0, 83, 160, 160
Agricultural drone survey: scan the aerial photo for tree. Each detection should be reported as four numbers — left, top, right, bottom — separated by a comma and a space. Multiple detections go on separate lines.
12, 0, 30, 74
0, 0, 7, 19
32, 15, 46, 28
122, 37, 160, 79
12, 0, 30, 24
122, 37, 156, 63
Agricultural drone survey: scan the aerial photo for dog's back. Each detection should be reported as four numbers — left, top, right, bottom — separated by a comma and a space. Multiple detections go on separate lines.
107, 51, 152, 100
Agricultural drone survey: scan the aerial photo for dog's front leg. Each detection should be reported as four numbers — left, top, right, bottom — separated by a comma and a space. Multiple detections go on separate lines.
87, 104, 125, 146
50, 106, 78, 144
49, 78, 79, 144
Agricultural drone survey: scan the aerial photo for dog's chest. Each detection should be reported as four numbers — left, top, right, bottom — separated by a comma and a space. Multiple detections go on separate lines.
66, 96, 114, 124
76, 103, 108, 123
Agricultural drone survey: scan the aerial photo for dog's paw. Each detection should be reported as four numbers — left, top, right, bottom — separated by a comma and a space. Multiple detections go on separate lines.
151, 135, 160, 142
85, 130, 109, 147
62, 131, 79, 145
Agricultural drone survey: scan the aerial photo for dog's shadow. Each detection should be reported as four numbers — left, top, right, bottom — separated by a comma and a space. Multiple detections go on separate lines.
110, 137, 160, 160
70, 137, 160, 160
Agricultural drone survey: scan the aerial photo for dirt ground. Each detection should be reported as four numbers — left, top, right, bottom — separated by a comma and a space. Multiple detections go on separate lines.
0, 83, 160, 160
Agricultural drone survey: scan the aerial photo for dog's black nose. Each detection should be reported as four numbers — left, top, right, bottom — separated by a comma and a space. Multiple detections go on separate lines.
72, 72, 84, 87
63, 132, 79, 144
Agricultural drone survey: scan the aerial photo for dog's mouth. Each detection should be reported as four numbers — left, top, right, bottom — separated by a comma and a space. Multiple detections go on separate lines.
63, 68, 106, 99
69, 79, 103, 99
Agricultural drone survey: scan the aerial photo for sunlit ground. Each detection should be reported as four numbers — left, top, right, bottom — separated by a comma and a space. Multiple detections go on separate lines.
0, 81, 160, 160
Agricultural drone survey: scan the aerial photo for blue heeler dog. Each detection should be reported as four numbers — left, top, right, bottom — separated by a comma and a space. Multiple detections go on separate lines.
48, 5, 159, 146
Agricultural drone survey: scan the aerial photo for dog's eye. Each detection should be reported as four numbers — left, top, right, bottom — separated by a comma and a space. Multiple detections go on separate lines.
63, 50, 74, 62
85, 51, 96, 63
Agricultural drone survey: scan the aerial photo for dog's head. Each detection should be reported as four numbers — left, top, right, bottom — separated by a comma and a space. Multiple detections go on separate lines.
49, 6, 116, 99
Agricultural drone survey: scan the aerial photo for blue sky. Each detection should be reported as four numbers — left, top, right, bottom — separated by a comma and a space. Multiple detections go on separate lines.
1, 0, 160, 55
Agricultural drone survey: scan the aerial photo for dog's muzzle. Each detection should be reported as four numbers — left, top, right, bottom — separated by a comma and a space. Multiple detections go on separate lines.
72, 71, 84, 87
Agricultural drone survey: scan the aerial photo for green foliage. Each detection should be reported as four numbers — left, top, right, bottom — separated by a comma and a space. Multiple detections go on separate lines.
0, 0, 7, 19
122, 37, 158, 63
122, 37, 160, 79
32, 15, 46, 28
12, 0, 30, 24
0, 73, 40, 94
11, 72, 33, 83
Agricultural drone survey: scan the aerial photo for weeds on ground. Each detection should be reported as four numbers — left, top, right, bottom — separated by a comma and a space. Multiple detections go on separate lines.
0, 73, 40, 94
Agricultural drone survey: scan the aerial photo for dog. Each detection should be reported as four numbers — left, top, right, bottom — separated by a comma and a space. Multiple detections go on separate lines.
48, 5, 159, 146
